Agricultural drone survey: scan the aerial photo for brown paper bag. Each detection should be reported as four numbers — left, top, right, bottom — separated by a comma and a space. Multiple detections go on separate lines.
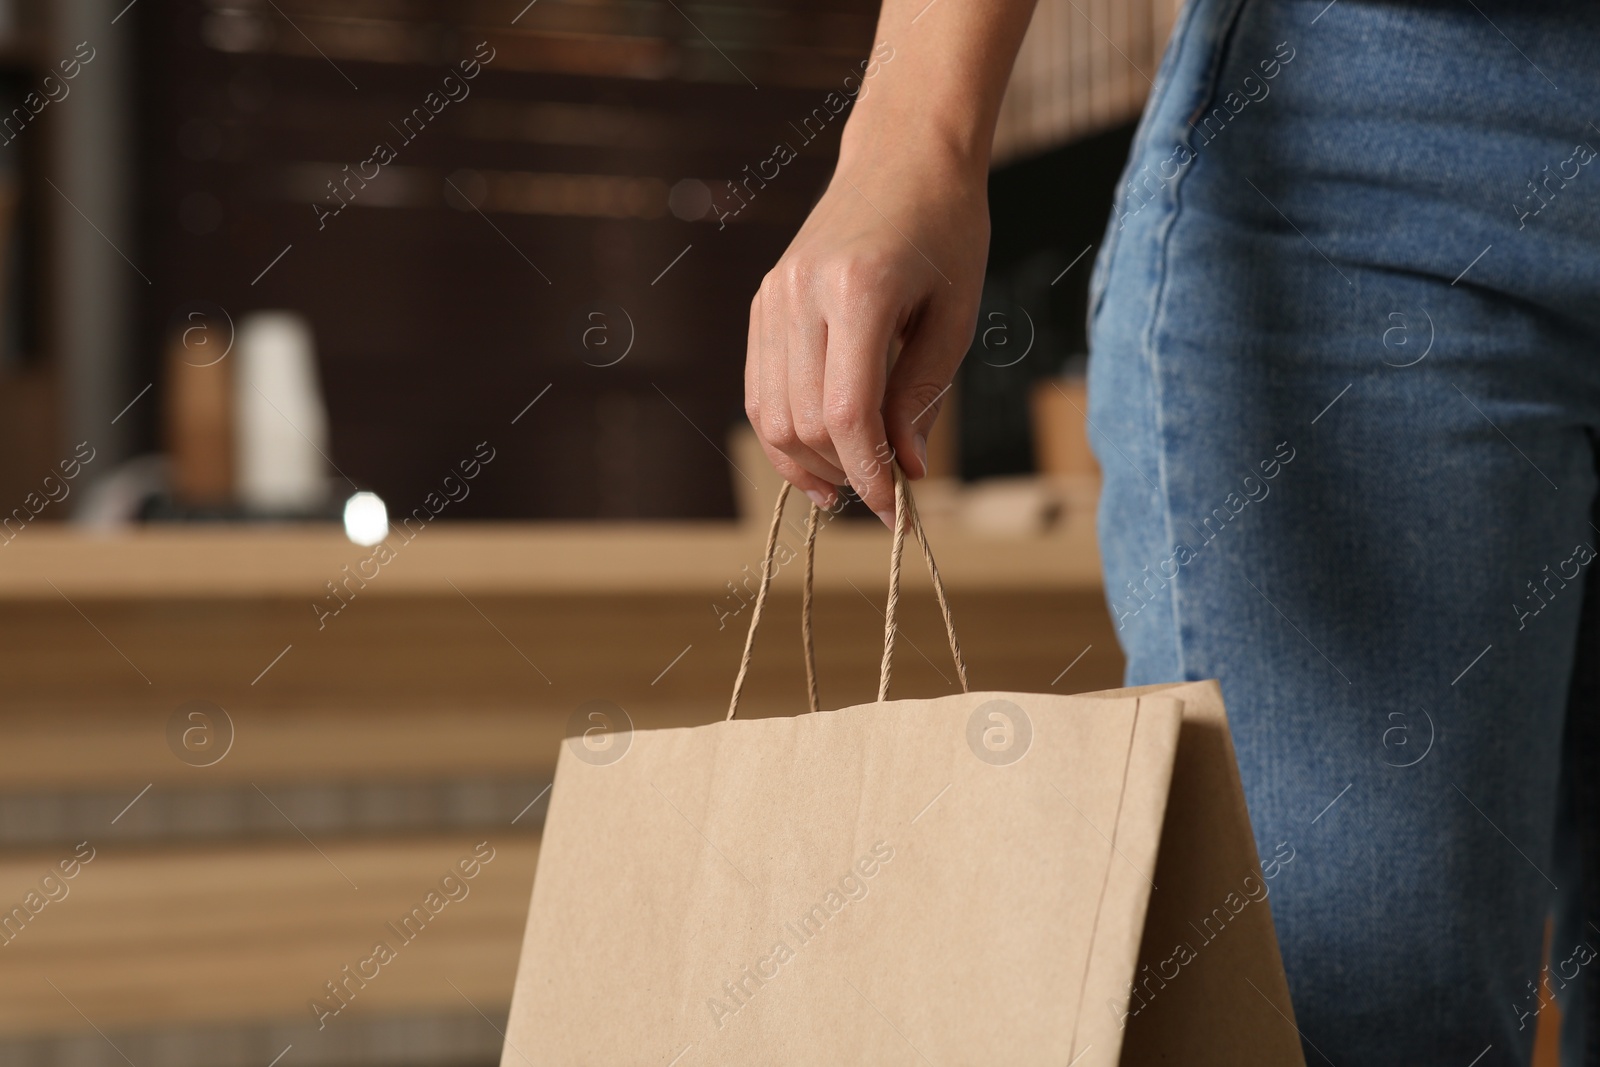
502, 475, 1306, 1066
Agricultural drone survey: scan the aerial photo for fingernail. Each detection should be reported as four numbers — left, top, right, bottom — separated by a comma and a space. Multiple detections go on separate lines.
873, 508, 895, 529
804, 489, 831, 508
913, 434, 928, 474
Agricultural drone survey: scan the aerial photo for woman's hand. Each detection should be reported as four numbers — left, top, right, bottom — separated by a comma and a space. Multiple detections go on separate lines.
745, 142, 989, 525
742, 0, 1038, 525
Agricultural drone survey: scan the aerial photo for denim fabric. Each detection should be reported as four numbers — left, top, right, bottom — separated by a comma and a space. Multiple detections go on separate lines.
1088, 0, 1600, 1062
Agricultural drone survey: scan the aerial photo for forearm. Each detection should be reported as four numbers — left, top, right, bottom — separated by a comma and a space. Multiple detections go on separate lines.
748, 0, 1035, 517
839, 0, 1040, 179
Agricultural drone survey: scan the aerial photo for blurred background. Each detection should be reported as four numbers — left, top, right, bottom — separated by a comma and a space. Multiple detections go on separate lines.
0, 1, 1184, 1064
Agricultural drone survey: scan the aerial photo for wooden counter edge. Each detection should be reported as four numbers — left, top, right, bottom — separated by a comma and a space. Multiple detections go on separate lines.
0, 517, 1104, 599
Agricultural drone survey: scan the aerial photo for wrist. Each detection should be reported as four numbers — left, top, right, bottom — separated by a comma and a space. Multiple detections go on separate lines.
836, 108, 992, 187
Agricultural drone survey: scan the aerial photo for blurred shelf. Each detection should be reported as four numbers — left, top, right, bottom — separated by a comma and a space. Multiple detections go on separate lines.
0, 708, 577, 792
0, 835, 538, 1038
0, 504, 1102, 601
0, 772, 552, 847
0, 1011, 503, 1067
0, 483, 1121, 756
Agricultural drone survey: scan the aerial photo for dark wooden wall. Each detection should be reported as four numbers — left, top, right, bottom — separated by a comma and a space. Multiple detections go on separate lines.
132, 0, 879, 519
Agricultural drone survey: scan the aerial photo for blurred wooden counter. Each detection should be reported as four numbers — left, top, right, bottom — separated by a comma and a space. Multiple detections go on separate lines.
0, 501, 1121, 763
0, 503, 1122, 1066
0, 506, 1103, 600
0, 837, 540, 1035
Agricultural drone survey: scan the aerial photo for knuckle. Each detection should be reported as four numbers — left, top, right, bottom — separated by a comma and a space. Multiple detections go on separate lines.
761, 410, 802, 453
830, 255, 890, 296
823, 394, 872, 436
766, 452, 801, 482
792, 411, 831, 452
780, 258, 810, 296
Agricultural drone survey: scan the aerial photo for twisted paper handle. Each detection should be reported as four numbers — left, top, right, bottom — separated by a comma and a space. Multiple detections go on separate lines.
726, 467, 968, 720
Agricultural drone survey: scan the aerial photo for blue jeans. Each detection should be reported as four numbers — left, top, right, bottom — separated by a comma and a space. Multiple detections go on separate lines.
1088, 0, 1600, 1062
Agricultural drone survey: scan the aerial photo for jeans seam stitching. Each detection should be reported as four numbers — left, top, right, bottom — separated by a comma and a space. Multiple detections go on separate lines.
1140, 0, 1253, 681
1088, 0, 1205, 331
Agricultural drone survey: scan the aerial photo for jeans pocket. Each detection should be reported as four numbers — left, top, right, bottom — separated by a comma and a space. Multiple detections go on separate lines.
1088, 0, 1250, 332
1088, 0, 1207, 330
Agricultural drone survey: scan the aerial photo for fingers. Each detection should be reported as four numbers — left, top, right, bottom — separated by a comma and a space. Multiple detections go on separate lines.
757, 270, 849, 492
787, 313, 846, 478
755, 436, 837, 505
751, 262, 965, 523
746, 288, 840, 505
743, 290, 761, 421
821, 295, 900, 524
882, 301, 970, 481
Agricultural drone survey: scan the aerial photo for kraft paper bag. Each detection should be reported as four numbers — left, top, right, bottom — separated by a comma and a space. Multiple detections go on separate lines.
501, 476, 1306, 1066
